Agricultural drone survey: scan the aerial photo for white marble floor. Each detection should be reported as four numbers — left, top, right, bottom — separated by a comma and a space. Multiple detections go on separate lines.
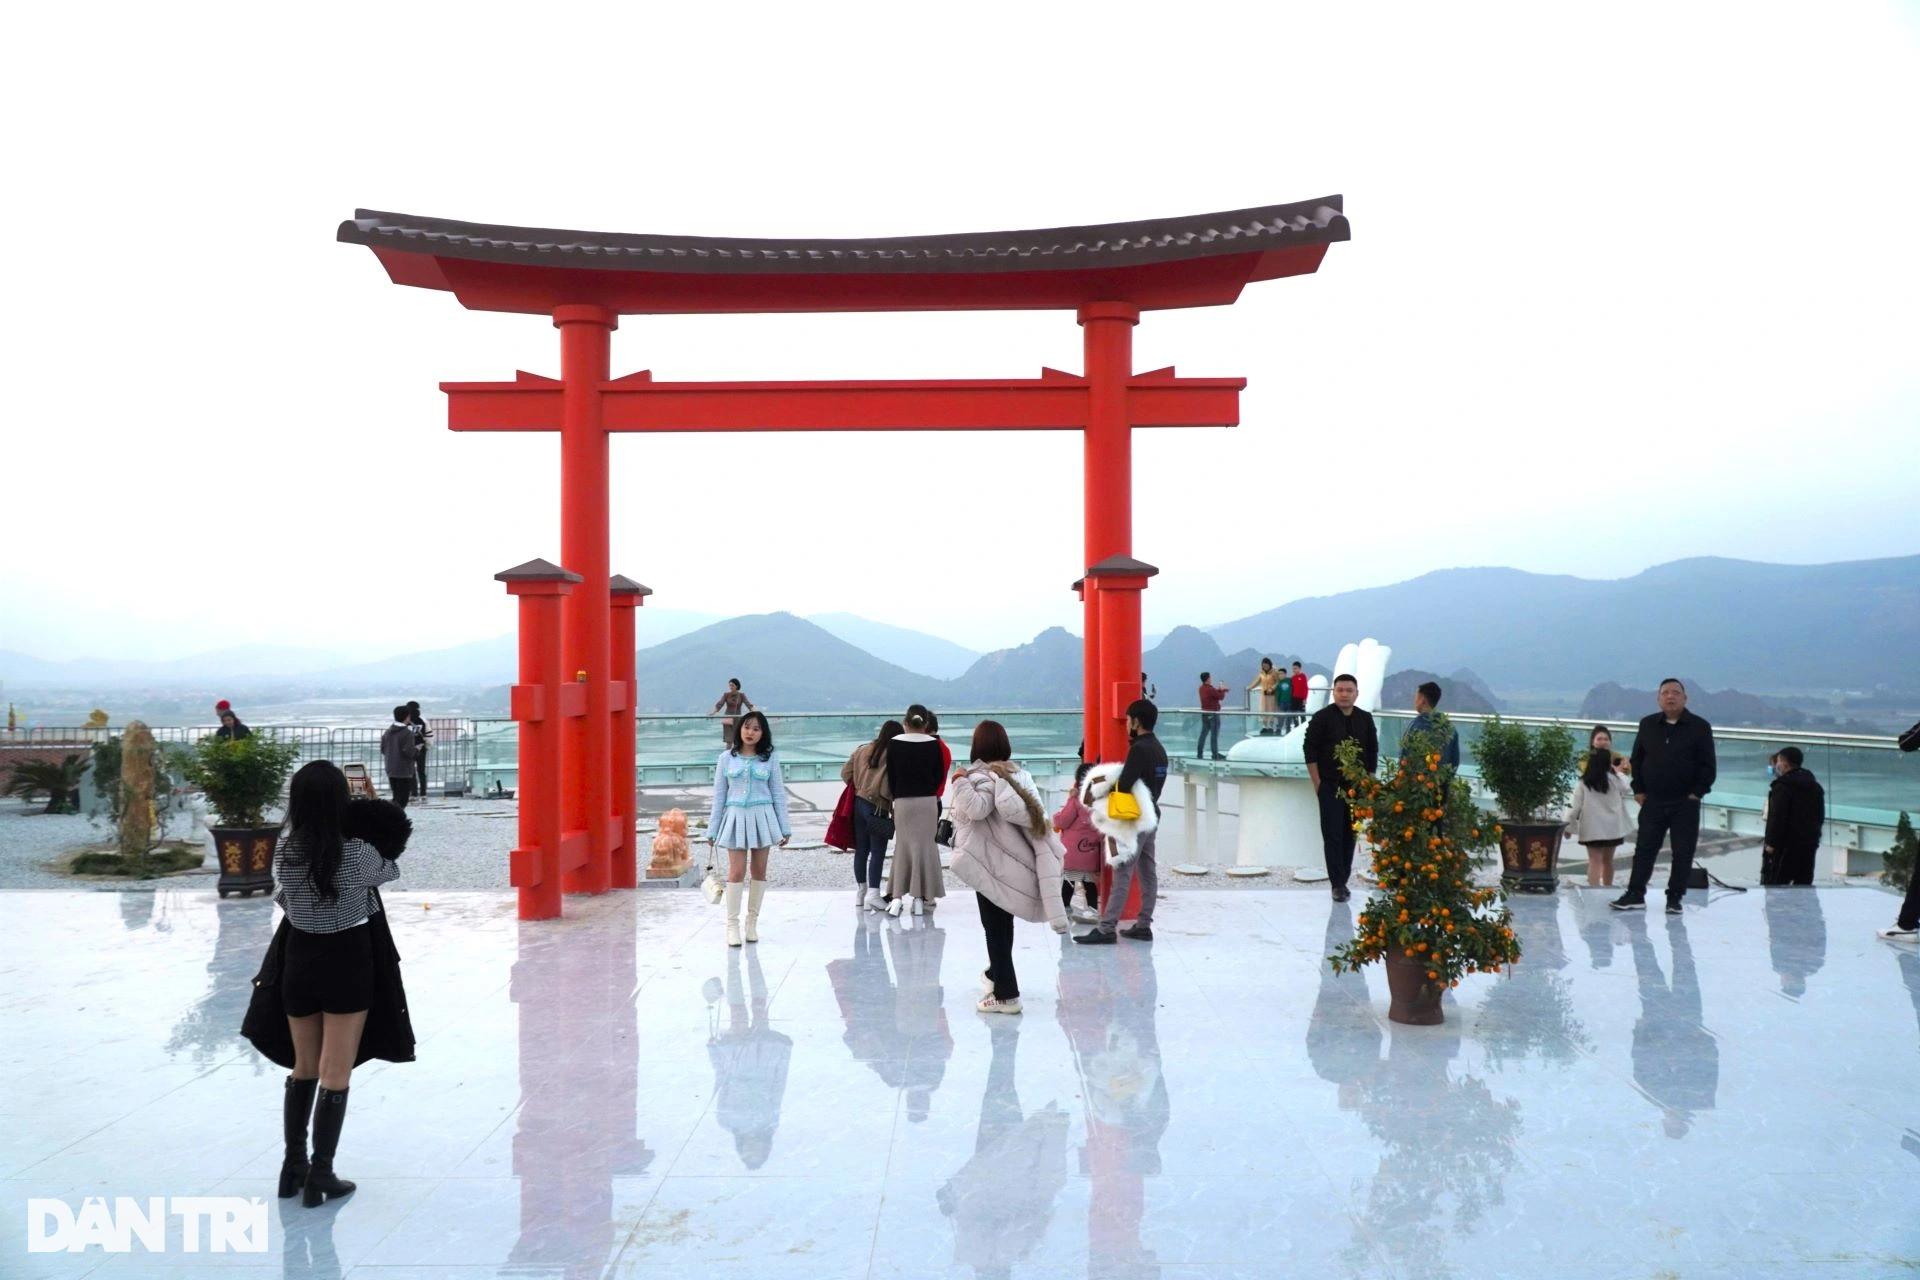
2, 883, 1916, 1279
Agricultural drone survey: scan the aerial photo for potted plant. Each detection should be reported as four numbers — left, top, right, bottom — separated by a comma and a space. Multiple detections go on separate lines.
1470, 716, 1578, 894
180, 735, 301, 898
1328, 716, 1520, 1025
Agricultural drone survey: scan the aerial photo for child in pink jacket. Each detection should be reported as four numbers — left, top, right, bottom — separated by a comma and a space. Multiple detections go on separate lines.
1052, 762, 1104, 922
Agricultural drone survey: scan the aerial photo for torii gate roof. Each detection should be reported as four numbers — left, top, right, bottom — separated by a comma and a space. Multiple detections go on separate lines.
337, 196, 1348, 315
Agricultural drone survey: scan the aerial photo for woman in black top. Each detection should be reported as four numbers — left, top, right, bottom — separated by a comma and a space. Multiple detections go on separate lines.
884, 707, 947, 915
272, 761, 400, 1206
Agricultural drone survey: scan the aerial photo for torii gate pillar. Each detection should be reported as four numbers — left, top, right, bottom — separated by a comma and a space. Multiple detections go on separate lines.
556, 305, 618, 895
1079, 302, 1140, 766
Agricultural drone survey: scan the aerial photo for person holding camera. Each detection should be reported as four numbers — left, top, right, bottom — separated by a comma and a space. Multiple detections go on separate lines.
269, 761, 403, 1207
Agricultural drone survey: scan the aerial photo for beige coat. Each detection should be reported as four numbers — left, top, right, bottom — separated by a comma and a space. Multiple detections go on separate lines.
947, 763, 1069, 930
840, 743, 892, 808
1565, 772, 1636, 844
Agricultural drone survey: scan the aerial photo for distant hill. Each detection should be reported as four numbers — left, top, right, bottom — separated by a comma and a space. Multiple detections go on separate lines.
636, 613, 931, 712
1142, 627, 1301, 706
1208, 555, 1920, 693
313, 607, 722, 687
944, 627, 1083, 708
0, 644, 354, 685
1381, 669, 1499, 715
807, 613, 980, 681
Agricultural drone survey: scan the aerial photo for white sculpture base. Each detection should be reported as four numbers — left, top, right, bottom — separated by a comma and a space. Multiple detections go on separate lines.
1234, 773, 1327, 872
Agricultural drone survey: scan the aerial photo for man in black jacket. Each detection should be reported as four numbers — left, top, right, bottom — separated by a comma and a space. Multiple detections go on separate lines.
1614, 679, 1717, 914
1077, 700, 1168, 945
1761, 746, 1825, 885
1303, 674, 1379, 902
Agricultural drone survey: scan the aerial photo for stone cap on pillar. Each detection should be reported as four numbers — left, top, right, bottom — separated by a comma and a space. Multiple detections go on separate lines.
1084, 555, 1159, 584
495, 558, 583, 594
610, 575, 653, 606
1070, 576, 1085, 597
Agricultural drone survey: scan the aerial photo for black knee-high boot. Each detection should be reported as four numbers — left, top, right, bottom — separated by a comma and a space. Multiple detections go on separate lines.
303, 1086, 357, 1207
279, 1076, 318, 1198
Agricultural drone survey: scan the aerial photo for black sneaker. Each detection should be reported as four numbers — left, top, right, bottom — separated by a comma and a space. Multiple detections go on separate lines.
1075, 927, 1117, 946
1120, 924, 1153, 941
1332, 887, 1351, 903
1665, 901, 1684, 915
1609, 895, 1645, 912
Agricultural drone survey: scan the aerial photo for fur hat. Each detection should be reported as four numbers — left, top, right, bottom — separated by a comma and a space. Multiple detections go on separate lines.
343, 797, 413, 859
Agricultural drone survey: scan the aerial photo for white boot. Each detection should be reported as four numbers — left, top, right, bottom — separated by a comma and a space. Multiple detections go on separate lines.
724, 882, 743, 947
911, 896, 925, 915
864, 887, 885, 912
888, 894, 909, 918
745, 880, 766, 944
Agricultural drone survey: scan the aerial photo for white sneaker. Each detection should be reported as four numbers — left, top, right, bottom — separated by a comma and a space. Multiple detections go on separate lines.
980, 969, 994, 997
1070, 904, 1099, 924
887, 896, 906, 917
976, 995, 1022, 1015
1878, 926, 1919, 943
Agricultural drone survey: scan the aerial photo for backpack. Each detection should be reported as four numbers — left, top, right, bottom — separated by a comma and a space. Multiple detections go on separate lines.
1900, 720, 1920, 754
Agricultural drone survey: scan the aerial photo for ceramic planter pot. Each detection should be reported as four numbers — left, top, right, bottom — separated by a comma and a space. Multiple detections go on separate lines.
1385, 951, 1446, 1025
212, 826, 279, 899
1499, 821, 1564, 894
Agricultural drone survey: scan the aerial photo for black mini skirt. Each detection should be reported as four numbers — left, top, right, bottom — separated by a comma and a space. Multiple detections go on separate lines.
282, 922, 375, 1016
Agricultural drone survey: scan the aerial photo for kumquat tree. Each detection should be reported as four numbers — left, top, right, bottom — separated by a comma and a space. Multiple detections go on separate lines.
1328, 715, 1521, 1016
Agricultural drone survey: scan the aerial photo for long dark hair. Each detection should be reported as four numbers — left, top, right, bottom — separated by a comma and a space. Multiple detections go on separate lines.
867, 719, 903, 768
1581, 747, 1614, 794
730, 710, 774, 760
285, 760, 350, 901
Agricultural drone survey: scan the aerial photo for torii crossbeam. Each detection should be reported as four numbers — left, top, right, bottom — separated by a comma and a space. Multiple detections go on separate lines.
341, 199, 1349, 919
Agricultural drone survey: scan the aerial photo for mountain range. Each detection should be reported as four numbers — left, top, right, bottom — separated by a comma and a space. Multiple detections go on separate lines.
6, 556, 1914, 715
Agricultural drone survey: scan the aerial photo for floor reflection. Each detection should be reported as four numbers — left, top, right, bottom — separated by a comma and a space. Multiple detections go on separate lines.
510, 897, 651, 1275
705, 944, 793, 1169
938, 1018, 1069, 1278
1476, 898, 1592, 1069
1348, 1022, 1522, 1280
1573, 886, 1621, 970
827, 913, 953, 1122
1627, 914, 1718, 1138
277, 1192, 342, 1280
1309, 902, 1381, 1108
168, 898, 276, 1070
1763, 886, 1828, 997
1058, 934, 1168, 1279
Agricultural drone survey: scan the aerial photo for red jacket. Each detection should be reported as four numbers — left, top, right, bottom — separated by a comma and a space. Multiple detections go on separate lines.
1198, 684, 1227, 712
1291, 671, 1309, 703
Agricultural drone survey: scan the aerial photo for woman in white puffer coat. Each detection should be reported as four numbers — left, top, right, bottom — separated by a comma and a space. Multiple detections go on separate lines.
947, 720, 1070, 1015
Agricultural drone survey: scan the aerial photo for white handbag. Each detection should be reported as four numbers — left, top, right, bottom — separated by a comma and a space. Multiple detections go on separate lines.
700, 844, 724, 905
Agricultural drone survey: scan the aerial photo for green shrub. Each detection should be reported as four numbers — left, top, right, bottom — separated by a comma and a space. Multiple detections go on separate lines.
1470, 717, 1578, 824
6, 754, 87, 814
179, 736, 301, 827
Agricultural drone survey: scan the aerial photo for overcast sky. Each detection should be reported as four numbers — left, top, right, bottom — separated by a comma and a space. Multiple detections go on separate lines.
3, 2, 1915, 664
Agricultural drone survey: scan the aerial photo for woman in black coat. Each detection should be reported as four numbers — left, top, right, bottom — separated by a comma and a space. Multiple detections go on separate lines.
244, 764, 413, 1207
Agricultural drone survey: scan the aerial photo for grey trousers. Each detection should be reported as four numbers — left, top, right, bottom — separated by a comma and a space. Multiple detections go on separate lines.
1099, 829, 1158, 928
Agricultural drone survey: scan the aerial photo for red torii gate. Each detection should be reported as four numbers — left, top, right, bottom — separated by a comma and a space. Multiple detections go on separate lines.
340, 198, 1349, 919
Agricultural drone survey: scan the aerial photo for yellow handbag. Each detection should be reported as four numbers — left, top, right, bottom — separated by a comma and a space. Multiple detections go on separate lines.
1107, 790, 1141, 822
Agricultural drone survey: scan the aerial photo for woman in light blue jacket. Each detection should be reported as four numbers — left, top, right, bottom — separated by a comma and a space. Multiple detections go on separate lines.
710, 711, 791, 947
